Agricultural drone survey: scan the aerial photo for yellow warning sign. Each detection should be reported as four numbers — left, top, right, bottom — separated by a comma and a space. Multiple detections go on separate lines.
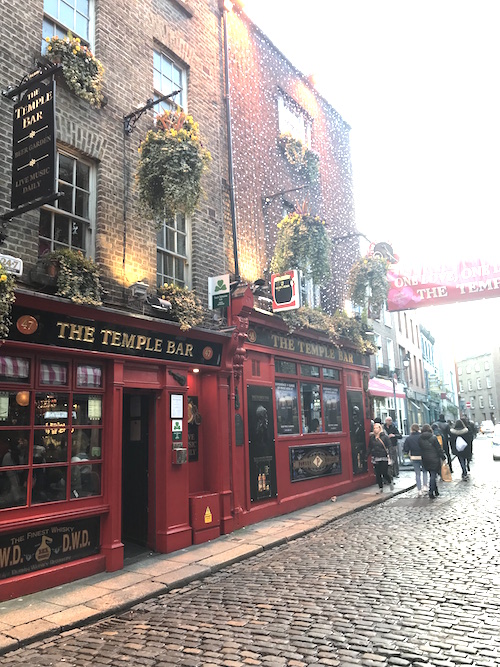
204, 506, 213, 524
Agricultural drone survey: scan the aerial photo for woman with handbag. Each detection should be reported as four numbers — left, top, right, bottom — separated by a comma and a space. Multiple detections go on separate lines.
368, 423, 394, 493
449, 419, 473, 480
418, 424, 446, 498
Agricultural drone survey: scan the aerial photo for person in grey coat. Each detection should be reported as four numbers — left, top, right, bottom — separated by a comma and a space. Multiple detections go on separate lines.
403, 423, 428, 496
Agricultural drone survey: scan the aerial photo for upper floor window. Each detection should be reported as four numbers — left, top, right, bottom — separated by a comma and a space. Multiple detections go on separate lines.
474, 362, 480, 372
479, 396, 484, 408
484, 360, 490, 371
153, 49, 186, 113
278, 95, 311, 148
38, 152, 95, 257
466, 365, 472, 373
42, 0, 92, 49
39, 150, 95, 257
386, 339, 395, 371
467, 379, 473, 391
457, 367, 463, 376
486, 377, 492, 388
157, 213, 189, 287
477, 378, 482, 389
459, 381, 463, 393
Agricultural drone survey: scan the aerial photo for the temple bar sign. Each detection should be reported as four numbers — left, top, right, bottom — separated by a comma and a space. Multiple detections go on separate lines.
387, 258, 500, 311
11, 79, 56, 210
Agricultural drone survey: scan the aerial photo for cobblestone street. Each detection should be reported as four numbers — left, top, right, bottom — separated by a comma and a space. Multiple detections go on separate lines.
4, 440, 500, 667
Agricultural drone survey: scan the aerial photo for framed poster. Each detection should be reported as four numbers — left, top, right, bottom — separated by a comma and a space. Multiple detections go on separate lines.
275, 381, 299, 435
170, 393, 183, 419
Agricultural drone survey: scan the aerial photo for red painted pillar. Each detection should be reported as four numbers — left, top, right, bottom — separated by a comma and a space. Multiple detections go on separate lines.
101, 361, 124, 572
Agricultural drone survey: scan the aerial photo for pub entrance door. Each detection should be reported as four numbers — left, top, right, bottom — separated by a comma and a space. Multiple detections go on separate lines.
122, 392, 155, 555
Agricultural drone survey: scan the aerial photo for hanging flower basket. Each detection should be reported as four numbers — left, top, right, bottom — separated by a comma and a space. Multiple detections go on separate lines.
270, 208, 330, 283
137, 109, 211, 220
157, 283, 204, 331
0, 263, 16, 340
45, 32, 104, 108
278, 133, 319, 182
348, 255, 389, 316
44, 249, 103, 306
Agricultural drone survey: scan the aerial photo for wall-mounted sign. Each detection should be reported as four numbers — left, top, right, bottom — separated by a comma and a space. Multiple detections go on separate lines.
271, 270, 301, 312
11, 79, 56, 210
0, 517, 100, 581
170, 393, 183, 419
0, 253, 23, 276
208, 274, 230, 309
8, 306, 223, 366
289, 444, 342, 482
172, 419, 183, 441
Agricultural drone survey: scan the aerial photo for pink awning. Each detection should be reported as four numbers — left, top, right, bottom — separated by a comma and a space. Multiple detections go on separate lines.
368, 377, 406, 399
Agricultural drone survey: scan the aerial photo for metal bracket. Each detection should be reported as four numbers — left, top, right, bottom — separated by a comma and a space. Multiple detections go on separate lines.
123, 90, 181, 135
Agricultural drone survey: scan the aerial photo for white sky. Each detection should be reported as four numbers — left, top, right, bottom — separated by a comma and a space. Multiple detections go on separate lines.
243, 0, 500, 358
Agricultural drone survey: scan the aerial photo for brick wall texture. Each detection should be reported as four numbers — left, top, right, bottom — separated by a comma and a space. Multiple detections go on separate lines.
0, 0, 357, 314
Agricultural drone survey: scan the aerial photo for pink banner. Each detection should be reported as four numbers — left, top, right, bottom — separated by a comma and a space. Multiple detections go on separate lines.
387, 258, 500, 311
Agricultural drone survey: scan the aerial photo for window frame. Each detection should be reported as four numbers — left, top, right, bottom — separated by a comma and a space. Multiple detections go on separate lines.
42, 0, 95, 49
153, 47, 187, 113
156, 212, 191, 288
277, 93, 312, 148
39, 148, 96, 259
274, 360, 343, 436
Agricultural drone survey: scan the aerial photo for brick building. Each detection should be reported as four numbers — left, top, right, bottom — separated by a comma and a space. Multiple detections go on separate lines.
0, 0, 373, 599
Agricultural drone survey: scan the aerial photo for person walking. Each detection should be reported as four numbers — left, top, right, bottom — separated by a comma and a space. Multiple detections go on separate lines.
384, 416, 402, 477
368, 423, 394, 493
450, 419, 473, 480
403, 423, 428, 496
419, 423, 446, 499
435, 414, 453, 472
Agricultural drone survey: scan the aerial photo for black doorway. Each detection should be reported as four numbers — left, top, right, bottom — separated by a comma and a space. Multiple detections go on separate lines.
122, 393, 151, 551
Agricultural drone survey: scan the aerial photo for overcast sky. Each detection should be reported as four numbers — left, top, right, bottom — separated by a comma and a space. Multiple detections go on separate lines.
243, 0, 500, 358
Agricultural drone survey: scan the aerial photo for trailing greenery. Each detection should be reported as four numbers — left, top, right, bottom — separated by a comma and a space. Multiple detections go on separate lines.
280, 306, 377, 355
45, 249, 103, 306
0, 263, 16, 339
271, 212, 330, 283
347, 256, 389, 316
45, 32, 104, 108
278, 133, 319, 182
137, 109, 211, 221
158, 282, 204, 331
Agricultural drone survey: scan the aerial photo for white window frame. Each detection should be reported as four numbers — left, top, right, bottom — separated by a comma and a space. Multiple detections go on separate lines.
489, 395, 495, 408
479, 396, 484, 409
39, 148, 96, 258
153, 48, 187, 113
42, 0, 94, 49
156, 213, 191, 288
386, 339, 395, 371
467, 379, 473, 391
374, 334, 383, 369
477, 378, 482, 389
278, 94, 311, 148
486, 377, 492, 388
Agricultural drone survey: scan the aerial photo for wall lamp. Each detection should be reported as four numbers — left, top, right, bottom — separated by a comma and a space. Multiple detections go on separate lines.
129, 280, 149, 301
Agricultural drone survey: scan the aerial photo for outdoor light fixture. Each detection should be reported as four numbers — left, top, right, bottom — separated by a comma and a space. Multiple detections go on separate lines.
129, 280, 149, 301
192, 368, 200, 374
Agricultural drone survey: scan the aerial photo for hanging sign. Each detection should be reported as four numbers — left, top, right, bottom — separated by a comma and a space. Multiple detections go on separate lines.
208, 274, 230, 309
271, 270, 301, 312
11, 79, 57, 210
387, 258, 500, 311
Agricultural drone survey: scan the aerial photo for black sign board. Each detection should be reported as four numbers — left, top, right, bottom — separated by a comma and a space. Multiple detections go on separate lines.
289, 443, 342, 482
247, 385, 277, 501
11, 80, 56, 210
0, 516, 100, 580
9, 306, 223, 366
347, 390, 368, 474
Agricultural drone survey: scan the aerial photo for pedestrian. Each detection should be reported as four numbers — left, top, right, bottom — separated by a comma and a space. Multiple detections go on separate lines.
403, 423, 428, 496
450, 419, 473, 480
418, 423, 446, 499
368, 422, 394, 493
435, 413, 453, 472
384, 416, 402, 477
461, 416, 476, 467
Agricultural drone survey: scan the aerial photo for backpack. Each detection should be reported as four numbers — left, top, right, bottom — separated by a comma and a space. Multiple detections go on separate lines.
435, 433, 443, 448
456, 435, 467, 452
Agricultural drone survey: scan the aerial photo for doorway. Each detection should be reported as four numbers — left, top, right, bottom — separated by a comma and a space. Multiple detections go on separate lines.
122, 393, 154, 556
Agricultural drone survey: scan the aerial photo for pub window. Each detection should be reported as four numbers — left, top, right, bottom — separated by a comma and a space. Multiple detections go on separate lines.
323, 385, 342, 433
251, 360, 261, 377
322, 368, 340, 381
300, 364, 320, 378
0, 356, 30, 383
275, 359, 296, 375
42, 0, 93, 49
0, 359, 103, 510
300, 382, 322, 433
38, 151, 95, 258
275, 381, 299, 435
153, 48, 186, 113
157, 213, 190, 287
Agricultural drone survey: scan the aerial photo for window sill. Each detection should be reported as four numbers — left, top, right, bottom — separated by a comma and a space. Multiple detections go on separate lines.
169, 0, 194, 17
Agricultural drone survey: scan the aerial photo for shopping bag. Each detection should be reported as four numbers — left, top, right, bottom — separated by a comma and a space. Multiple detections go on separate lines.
441, 461, 452, 482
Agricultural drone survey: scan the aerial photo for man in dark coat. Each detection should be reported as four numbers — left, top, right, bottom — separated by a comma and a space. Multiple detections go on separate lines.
384, 416, 402, 477
435, 414, 452, 472
450, 419, 473, 480
419, 424, 446, 498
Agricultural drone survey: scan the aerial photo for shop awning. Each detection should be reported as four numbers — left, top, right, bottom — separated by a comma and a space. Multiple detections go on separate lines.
0, 356, 29, 379
76, 365, 102, 388
368, 377, 406, 399
409, 400, 421, 410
